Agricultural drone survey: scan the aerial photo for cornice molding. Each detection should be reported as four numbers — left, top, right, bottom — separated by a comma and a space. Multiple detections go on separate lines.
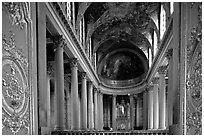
146, 17, 173, 84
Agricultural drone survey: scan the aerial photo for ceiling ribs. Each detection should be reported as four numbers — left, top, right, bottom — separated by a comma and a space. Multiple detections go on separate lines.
76, 2, 92, 32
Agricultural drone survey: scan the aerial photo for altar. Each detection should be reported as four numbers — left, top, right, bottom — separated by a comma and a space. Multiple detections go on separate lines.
116, 99, 130, 130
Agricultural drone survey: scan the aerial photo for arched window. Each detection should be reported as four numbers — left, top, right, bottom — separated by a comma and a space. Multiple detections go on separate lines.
170, 2, 174, 14
160, 4, 166, 40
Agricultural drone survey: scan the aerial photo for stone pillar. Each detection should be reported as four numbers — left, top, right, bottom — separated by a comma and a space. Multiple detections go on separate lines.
47, 75, 51, 129
107, 97, 111, 128
54, 35, 65, 130
98, 91, 104, 130
94, 88, 98, 130
64, 81, 70, 130
81, 72, 87, 130
166, 49, 173, 127
112, 95, 117, 130
158, 66, 167, 129
88, 81, 94, 130
148, 85, 154, 129
70, 58, 80, 130
136, 96, 140, 127
152, 77, 159, 130
143, 90, 148, 130
130, 95, 134, 130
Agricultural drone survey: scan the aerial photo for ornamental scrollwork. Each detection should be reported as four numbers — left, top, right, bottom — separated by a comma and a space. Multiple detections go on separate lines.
186, 3, 202, 134
2, 31, 29, 71
186, 39, 202, 134
187, 3, 202, 65
2, 26, 30, 135
2, 2, 26, 30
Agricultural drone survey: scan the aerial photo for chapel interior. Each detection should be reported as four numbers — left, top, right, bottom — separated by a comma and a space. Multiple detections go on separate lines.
2, 2, 202, 135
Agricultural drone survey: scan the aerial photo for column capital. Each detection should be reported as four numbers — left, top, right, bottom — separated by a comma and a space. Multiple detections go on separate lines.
129, 94, 134, 98
94, 87, 98, 93
88, 81, 93, 86
70, 58, 78, 68
112, 94, 117, 98
165, 48, 173, 60
147, 85, 154, 91
158, 65, 168, 75
80, 72, 87, 79
152, 77, 159, 85
47, 62, 54, 77
142, 90, 148, 94
52, 35, 66, 49
97, 88, 102, 94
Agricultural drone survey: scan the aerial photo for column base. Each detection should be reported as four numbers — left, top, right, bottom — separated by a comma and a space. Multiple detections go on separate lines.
54, 126, 65, 131
40, 127, 51, 135
159, 127, 166, 130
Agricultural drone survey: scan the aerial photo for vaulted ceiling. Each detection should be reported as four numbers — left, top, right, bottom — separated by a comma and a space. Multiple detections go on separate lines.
84, 2, 160, 55
82, 2, 160, 86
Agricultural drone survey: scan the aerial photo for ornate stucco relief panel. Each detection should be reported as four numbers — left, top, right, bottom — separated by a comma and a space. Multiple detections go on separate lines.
186, 3, 202, 135
2, 2, 33, 135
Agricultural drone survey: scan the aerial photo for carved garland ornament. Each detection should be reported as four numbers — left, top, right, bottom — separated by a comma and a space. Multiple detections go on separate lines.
2, 2, 26, 29
2, 30, 30, 134
186, 3, 202, 135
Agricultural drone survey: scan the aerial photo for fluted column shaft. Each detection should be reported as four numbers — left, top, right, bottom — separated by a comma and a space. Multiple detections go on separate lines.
47, 75, 51, 128
94, 88, 98, 130
158, 66, 167, 129
148, 86, 154, 129
112, 95, 117, 130
130, 95, 134, 130
70, 58, 80, 130
152, 77, 159, 129
136, 96, 140, 127
166, 49, 173, 127
143, 90, 148, 130
88, 82, 94, 130
81, 72, 87, 130
98, 92, 104, 130
54, 36, 65, 130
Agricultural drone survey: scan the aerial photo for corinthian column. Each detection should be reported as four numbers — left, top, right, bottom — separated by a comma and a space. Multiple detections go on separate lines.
130, 95, 134, 130
70, 58, 80, 130
166, 48, 173, 127
53, 35, 66, 130
81, 72, 87, 130
148, 85, 154, 129
152, 77, 159, 130
94, 88, 98, 130
88, 81, 94, 130
143, 90, 148, 130
112, 95, 117, 130
158, 66, 167, 129
98, 91, 104, 130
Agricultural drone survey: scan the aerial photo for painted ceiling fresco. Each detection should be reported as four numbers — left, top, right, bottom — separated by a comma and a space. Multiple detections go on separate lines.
84, 2, 159, 85
101, 51, 144, 80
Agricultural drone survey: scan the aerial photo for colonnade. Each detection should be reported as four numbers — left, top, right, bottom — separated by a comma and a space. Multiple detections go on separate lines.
46, 35, 171, 132
146, 65, 168, 130
47, 36, 104, 131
